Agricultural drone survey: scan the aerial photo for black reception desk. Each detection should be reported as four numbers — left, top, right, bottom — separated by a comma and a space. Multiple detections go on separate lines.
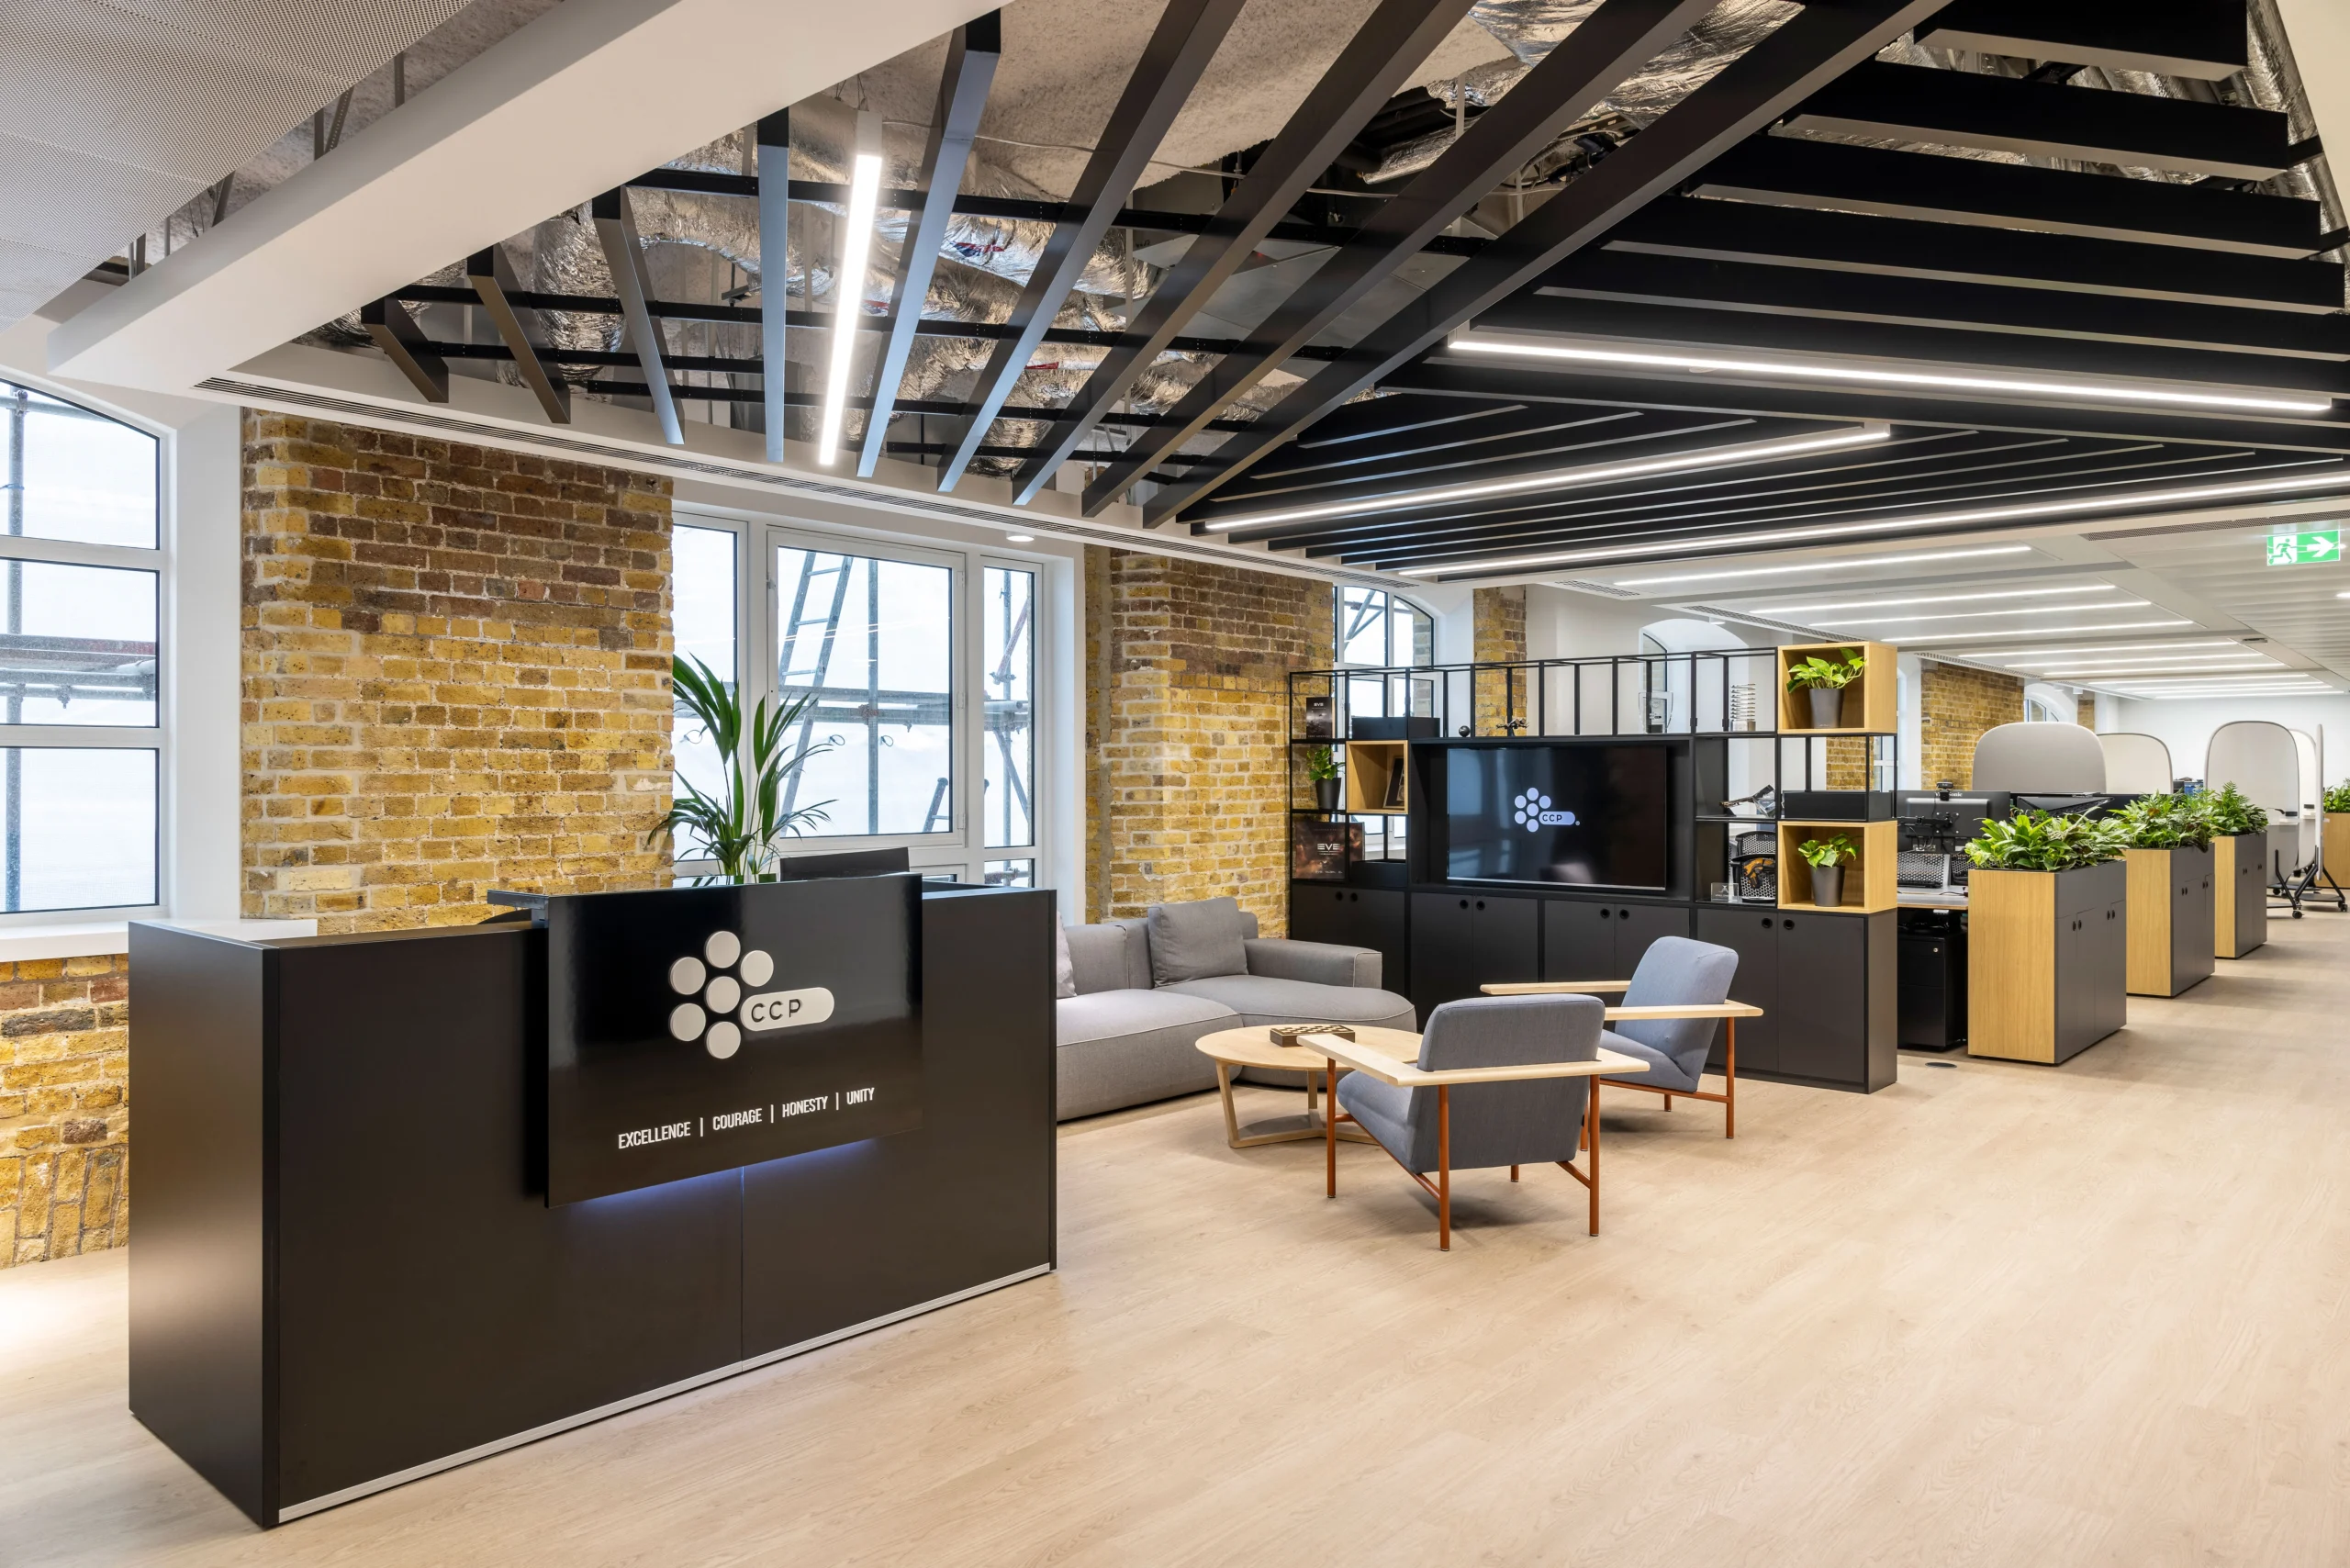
128, 881, 1055, 1527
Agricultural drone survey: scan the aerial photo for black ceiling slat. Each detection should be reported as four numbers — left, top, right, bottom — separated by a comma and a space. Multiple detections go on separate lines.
1342, 454, 2350, 572
1204, 412, 1767, 511
934, 0, 1249, 490
1537, 252, 2350, 359
465, 246, 570, 424
1919, 0, 2249, 82
1232, 406, 1653, 486
1605, 196, 2346, 314
1002, 0, 1484, 502
1233, 431, 2082, 545
1075, 0, 1730, 517
360, 298, 448, 404
1787, 60, 2289, 180
1318, 444, 2271, 562
1279, 396, 1528, 451
1134, 0, 1971, 526
856, 16, 1002, 476
1695, 136, 2322, 257
1467, 295, 2350, 396
1378, 361, 2350, 454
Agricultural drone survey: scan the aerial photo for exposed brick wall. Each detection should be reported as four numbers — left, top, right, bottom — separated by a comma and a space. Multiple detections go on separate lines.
2077, 693, 2096, 729
1084, 548, 1331, 930
1920, 660, 2024, 790
1472, 585, 1528, 734
242, 412, 674, 933
1, 955, 129, 1267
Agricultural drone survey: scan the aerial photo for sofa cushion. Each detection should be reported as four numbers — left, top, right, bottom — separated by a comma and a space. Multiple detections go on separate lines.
1147, 897, 1249, 985
1063, 921, 1145, 995
1055, 987, 1235, 1047
1054, 924, 1076, 1000
1160, 974, 1416, 1030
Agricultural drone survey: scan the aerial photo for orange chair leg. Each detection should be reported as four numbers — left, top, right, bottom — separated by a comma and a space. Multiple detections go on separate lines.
1725, 1018, 1737, 1139
1437, 1085, 1451, 1251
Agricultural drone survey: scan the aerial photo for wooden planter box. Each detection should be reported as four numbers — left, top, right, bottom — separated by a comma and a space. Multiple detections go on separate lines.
2214, 831, 2267, 958
1775, 640, 1897, 734
1967, 860, 2127, 1065
2328, 813, 2350, 889
2125, 844, 2214, 996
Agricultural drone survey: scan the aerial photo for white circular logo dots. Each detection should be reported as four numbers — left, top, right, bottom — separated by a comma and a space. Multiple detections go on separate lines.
705, 974, 741, 1014
704, 1021, 742, 1059
705, 929, 742, 969
739, 948, 774, 987
668, 1002, 706, 1042
669, 956, 706, 994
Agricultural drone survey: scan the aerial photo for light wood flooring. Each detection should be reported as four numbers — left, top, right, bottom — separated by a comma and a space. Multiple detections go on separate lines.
9, 913, 2350, 1565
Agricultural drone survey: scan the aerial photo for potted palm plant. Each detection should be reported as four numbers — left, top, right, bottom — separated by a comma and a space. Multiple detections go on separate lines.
2112, 793, 2216, 996
1962, 811, 2132, 1065
1785, 647, 1865, 730
1304, 745, 1343, 815
1796, 834, 1857, 908
2206, 782, 2270, 959
649, 655, 834, 879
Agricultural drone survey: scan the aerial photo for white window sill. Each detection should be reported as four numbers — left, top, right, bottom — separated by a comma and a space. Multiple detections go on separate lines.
0, 918, 317, 964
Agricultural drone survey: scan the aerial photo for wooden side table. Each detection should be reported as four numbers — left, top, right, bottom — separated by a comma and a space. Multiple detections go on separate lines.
1193, 1025, 1413, 1149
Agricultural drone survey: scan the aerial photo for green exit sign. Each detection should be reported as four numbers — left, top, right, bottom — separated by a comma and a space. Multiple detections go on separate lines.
2266, 529, 2343, 566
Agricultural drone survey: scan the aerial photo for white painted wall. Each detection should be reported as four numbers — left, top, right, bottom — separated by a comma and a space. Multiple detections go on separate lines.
2096, 694, 2350, 787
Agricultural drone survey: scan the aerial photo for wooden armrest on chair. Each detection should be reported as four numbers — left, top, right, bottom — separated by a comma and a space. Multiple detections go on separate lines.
1306, 1036, 1651, 1087
1482, 980, 1631, 994
1600, 1002, 1764, 1023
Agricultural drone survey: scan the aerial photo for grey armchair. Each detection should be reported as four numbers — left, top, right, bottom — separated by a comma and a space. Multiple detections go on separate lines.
1320, 994, 1650, 1249
1483, 936, 1752, 1137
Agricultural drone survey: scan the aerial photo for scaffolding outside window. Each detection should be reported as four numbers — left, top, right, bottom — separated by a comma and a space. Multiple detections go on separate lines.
670, 523, 738, 861
0, 380, 160, 913
983, 566, 1035, 852
1336, 587, 1435, 860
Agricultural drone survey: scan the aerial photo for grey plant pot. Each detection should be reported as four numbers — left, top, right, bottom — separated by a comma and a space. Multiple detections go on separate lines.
1807, 685, 1846, 729
1315, 778, 1342, 814
1810, 862, 1845, 908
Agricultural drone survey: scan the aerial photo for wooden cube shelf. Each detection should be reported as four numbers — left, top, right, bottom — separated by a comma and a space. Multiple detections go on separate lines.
1343, 740, 1410, 814
1776, 819, 1897, 913
1777, 640, 1897, 734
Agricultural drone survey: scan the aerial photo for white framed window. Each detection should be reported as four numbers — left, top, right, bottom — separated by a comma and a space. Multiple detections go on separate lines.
666, 509, 1049, 889
0, 380, 162, 917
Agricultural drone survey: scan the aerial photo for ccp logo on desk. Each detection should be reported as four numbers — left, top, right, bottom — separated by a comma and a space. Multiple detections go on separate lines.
742, 988, 834, 1031
664, 929, 837, 1058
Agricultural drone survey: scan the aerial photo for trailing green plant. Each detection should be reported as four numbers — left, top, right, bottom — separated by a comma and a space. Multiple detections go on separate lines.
1785, 647, 1866, 692
1304, 745, 1341, 783
1962, 810, 2130, 872
2112, 791, 2215, 851
2326, 781, 2350, 813
1796, 834, 1857, 868
649, 655, 834, 879
2206, 782, 2270, 836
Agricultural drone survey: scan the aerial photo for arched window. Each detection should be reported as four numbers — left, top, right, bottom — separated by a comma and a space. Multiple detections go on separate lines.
1337, 585, 1433, 668
0, 380, 160, 913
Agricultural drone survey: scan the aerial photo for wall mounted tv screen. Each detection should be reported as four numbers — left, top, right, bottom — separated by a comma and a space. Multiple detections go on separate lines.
1441, 743, 1670, 890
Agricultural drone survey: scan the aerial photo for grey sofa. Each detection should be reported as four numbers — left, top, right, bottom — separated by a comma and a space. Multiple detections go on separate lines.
1056, 902, 1416, 1121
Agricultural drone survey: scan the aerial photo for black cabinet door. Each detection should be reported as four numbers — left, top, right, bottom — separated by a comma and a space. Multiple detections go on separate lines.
1469, 894, 1542, 991
1775, 913, 1867, 1084
2233, 846, 2266, 955
2172, 862, 2213, 992
1542, 900, 1613, 981
2052, 902, 2096, 1058
1288, 883, 1352, 946
1695, 905, 1780, 1075
1616, 903, 1692, 975
1348, 888, 1410, 996
1409, 893, 1476, 1018
2102, 899, 2131, 1039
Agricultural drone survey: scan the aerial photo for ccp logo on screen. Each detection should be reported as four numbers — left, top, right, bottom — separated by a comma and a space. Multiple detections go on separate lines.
1512, 790, 1578, 834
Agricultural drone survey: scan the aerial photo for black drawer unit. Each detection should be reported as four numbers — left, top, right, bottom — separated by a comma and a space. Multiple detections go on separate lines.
1542, 900, 1691, 984
1408, 891, 1541, 1018
1286, 882, 1409, 996
1694, 906, 1896, 1092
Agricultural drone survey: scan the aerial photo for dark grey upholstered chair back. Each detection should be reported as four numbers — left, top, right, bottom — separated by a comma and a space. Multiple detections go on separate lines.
1615, 936, 1739, 1081
1386, 994, 1603, 1172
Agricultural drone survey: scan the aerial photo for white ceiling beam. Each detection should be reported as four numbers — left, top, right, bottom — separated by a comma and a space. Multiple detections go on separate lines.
47, 0, 993, 393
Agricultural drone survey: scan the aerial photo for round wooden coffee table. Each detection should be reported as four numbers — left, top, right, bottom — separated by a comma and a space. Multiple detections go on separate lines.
1195, 1025, 1420, 1149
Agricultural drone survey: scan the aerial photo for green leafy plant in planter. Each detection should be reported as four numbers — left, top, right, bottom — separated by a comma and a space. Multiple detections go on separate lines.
2208, 782, 2270, 836
2325, 781, 2350, 814
1797, 834, 1858, 907
649, 655, 834, 880
1304, 745, 1343, 814
1962, 810, 2129, 872
1785, 647, 1866, 729
2113, 791, 2215, 851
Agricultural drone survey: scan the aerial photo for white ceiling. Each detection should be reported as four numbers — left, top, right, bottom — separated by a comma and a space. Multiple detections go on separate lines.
0, 0, 470, 329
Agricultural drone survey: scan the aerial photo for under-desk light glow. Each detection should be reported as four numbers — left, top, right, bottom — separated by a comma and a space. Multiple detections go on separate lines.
818, 112, 885, 466
1447, 333, 2337, 415
1200, 425, 1889, 532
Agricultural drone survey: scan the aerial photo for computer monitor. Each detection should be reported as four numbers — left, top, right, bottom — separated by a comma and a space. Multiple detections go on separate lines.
1897, 791, 2004, 854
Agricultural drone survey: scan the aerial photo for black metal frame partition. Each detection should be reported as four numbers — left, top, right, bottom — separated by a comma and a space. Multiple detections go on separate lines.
1288, 652, 1899, 893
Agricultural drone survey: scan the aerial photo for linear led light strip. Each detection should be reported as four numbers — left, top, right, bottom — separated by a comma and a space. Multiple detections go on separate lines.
1751, 584, 2117, 616
1801, 599, 2151, 627
1605, 544, 2031, 588
2032, 661, 2279, 676
1400, 471, 2350, 576
1447, 333, 2337, 415
1201, 425, 1889, 532
818, 112, 886, 466
1991, 640, 2241, 658
2016, 654, 2275, 669
1898, 619, 2194, 643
